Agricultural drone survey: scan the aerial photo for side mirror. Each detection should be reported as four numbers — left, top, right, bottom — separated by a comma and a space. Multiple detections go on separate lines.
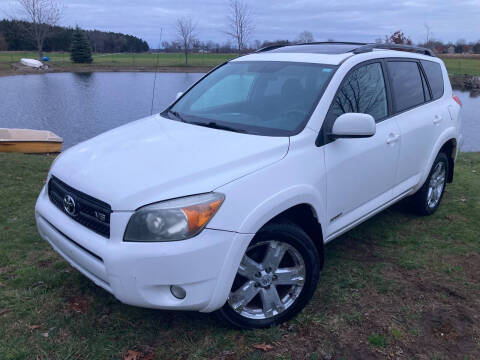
175, 92, 183, 100
330, 113, 376, 139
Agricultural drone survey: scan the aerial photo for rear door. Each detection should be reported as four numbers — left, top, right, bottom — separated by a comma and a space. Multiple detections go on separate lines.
322, 61, 401, 237
386, 59, 446, 197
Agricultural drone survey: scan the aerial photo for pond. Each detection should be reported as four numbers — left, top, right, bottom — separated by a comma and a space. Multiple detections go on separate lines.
0, 72, 478, 151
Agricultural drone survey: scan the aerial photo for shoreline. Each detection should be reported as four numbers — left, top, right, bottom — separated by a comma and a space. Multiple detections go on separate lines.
1, 64, 479, 93
0, 64, 213, 77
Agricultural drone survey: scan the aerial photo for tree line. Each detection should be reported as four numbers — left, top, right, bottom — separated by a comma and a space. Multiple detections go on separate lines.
0, 19, 149, 53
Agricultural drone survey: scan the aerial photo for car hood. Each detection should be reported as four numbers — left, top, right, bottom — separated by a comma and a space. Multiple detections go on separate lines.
50, 114, 289, 210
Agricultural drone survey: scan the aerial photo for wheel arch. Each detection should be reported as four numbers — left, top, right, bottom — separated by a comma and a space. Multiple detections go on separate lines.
261, 203, 324, 266
418, 128, 458, 189
236, 184, 326, 240
439, 138, 457, 183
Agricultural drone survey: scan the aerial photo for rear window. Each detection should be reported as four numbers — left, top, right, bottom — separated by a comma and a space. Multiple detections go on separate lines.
421, 60, 444, 100
387, 61, 425, 113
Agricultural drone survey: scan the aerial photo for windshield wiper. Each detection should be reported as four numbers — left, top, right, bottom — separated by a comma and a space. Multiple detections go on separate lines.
167, 109, 186, 122
190, 121, 247, 133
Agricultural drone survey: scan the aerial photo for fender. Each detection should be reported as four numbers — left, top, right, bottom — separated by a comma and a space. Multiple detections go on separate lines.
236, 184, 326, 238
414, 126, 458, 192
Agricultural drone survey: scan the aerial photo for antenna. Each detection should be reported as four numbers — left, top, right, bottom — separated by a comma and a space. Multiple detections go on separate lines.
150, 28, 163, 115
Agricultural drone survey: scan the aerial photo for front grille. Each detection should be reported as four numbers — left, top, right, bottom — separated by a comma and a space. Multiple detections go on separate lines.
48, 176, 112, 238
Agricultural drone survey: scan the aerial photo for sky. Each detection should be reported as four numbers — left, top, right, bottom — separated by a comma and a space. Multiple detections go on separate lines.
1, 0, 480, 47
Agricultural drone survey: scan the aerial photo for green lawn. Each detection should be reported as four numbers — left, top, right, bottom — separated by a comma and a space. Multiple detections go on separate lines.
440, 56, 480, 76
0, 51, 237, 71
0, 153, 479, 359
1, 51, 479, 76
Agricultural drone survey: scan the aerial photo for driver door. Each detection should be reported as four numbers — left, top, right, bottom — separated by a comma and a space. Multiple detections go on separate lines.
323, 61, 401, 238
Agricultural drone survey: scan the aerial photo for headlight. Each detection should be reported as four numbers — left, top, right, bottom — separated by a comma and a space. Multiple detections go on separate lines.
124, 193, 224, 242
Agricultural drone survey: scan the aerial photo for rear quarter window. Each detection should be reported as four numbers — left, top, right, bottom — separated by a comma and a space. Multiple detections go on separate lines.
387, 61, 425, 113
421, 60, 444, 100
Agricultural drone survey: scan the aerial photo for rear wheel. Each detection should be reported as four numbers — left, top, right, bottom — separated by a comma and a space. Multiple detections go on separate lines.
410, 152, 449, 215
216, 222, 320, 329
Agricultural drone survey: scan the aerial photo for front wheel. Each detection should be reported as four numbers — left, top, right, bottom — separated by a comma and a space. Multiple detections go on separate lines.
216, 222, 320, 329
410, 152, 449, 215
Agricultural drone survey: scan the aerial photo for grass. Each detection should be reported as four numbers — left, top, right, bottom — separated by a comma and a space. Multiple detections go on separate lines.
439, 55, 480, 76
0, 51, 236, 73
1, 51, 479, 76
0, 152, 479, 359
367, 333, 387, 348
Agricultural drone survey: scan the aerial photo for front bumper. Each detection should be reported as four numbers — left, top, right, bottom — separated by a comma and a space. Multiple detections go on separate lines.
35, 186, 253, 312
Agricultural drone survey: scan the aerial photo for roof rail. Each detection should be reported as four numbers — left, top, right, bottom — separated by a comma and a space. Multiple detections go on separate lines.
255, 44, 288, 52
353, 43, 435, 57
254, 41, 435, 57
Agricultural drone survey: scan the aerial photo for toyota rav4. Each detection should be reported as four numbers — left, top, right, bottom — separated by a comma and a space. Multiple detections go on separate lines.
35, 42, 463, 328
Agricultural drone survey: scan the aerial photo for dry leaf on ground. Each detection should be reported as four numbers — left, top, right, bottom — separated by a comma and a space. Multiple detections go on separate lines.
253, 343, 274, 352
123, 350, 142, 360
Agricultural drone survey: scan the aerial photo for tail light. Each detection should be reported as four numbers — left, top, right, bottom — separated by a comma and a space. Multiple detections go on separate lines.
453, 95, 462, 107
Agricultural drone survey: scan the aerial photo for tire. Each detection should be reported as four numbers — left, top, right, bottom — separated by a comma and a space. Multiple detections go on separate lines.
410, 151, 449, 215
216, 222, 321, 329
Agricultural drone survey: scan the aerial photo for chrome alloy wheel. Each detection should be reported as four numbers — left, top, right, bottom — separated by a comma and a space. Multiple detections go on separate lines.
227, 240, 306, 320
427, 161, 446, 208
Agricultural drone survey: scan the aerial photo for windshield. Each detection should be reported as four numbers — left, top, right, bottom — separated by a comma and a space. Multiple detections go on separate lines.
164, 61, 336, 136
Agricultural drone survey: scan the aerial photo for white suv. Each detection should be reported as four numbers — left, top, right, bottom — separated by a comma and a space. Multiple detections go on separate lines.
35, 42, 462, 329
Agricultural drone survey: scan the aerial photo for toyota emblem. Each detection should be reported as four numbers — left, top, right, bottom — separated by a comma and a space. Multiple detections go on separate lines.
63, 194, 77, 216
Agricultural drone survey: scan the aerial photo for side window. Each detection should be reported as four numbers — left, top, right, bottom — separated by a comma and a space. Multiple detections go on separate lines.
331, 62, 388, 122
190, 74, 255, 111
421, 60, 444, 100
387, 61, 425, 113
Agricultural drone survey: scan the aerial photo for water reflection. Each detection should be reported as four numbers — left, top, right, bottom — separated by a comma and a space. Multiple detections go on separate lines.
0, 72, 203, 149
453, 89, 480, 152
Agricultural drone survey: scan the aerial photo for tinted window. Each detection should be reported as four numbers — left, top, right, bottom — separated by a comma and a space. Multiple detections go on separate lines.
421, 60, 444, 100
387, 61, 425, 113
331, 62, 388, 122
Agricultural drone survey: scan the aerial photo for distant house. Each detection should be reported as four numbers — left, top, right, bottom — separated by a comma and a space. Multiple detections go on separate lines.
447, 46, 455, 54
463, 45, 473, 54
434, 45, 446, 54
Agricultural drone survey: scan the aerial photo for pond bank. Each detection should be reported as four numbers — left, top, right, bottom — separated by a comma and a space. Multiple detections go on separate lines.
0, 63, 212, 77
450, 75, 480, 94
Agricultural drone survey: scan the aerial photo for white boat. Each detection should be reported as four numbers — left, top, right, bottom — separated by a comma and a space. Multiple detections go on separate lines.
0, 128, 63, 153
20, 58, 43, 68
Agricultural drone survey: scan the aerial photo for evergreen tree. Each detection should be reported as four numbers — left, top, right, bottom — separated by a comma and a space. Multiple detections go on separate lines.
70, 26, 93, 63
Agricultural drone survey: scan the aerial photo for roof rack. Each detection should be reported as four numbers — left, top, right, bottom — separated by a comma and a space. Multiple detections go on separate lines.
254, 41, 435, 57
353, 43, 435, 57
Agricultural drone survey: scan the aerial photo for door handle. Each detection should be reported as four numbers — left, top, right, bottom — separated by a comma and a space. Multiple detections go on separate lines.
386, 133, 400, 145
433, 115, 443, 124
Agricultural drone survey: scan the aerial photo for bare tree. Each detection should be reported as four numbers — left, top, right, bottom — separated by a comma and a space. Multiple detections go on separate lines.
225, 0, 254, 54
176, 17, 196, 65
13, 0, 63, 58
296, 30, 314, 44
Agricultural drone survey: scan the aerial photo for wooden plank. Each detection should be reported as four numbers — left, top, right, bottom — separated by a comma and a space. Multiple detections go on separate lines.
0, 141, 62, 153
